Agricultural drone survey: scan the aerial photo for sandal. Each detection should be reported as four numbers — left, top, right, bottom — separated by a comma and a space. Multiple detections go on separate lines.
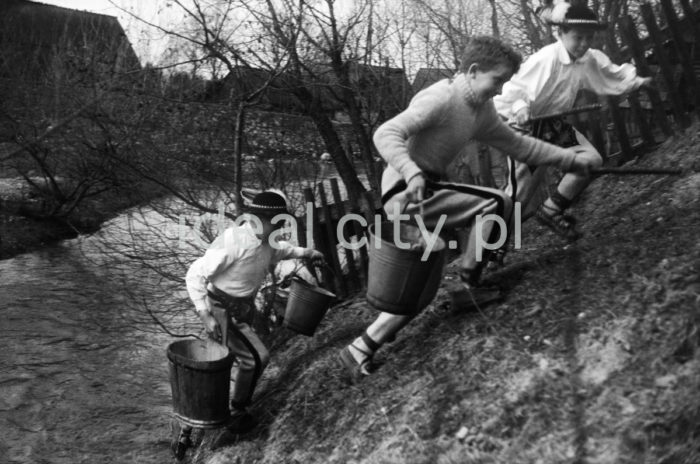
338, 344, 375, 382
535, 204, 582, 242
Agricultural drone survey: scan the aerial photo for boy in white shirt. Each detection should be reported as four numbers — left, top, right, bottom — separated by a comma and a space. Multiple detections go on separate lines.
494, 1, 652, 241
185, 190, 324, 433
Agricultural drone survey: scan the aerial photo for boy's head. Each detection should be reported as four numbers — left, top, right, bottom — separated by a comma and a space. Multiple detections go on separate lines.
458, 36, 522, 105
458, 36, 522, 76
549, 2, 606, 59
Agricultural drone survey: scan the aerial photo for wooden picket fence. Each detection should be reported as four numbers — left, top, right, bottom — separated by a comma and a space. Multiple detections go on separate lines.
580, 0, 700, 165
295, 178, 384, 299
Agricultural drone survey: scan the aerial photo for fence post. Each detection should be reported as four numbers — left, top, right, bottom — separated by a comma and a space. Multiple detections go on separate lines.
318, 181, 347, 298
640, 3, 692, 129
620, 15, 674, 137
660, 0, 700, 120
303, 187, 334, 292
607, 96, 634, 163
345, 184, 369, 287
628, 90, 656, 148
330, 178, 360, 291
679, 0, 700, 49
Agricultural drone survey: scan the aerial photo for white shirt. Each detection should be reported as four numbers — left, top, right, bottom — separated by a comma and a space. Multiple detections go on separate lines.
494, 39, 647, 120
185, 222, 310, 311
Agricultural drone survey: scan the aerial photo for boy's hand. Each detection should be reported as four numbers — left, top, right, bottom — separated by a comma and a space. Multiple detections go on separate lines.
639, 76, 653, 88
308, 250, 325, 267
198, 310, 222, 342
514, 107, 530, 126
406, 173, 426, 204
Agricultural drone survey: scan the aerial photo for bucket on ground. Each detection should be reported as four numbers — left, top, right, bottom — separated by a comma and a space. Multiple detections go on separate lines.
283, 278, 336, 336
167, 338, 233, 428
366, 221, 446, 315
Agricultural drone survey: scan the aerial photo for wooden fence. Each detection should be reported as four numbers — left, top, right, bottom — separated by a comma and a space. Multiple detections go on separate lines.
299, 0, 699, 299
595, 0, 700, 164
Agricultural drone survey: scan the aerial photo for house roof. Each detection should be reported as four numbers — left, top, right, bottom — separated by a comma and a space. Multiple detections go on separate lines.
207, 62, 412, 117
0, 0, 141, 78
412, 68, 454, 94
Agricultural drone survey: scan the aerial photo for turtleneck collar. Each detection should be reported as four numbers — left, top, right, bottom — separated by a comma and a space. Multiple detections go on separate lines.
453, 73, 482, 107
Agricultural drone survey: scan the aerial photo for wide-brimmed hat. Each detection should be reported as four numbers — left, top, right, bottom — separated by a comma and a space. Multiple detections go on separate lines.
244, 189, 289, 216
547, 1, 607, 30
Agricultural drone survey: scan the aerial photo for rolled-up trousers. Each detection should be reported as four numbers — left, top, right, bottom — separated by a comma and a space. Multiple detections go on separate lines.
207, 288, 270, 409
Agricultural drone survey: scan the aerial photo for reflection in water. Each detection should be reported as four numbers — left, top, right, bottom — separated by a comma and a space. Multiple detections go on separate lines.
0, 241, 176, 463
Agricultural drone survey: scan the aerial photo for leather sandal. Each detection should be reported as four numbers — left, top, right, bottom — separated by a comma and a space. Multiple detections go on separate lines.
535, 204, 582, 242
338, 344, 375, 382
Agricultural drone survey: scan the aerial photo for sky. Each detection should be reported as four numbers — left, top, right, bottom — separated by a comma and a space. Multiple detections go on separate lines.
32, 0, 183, 66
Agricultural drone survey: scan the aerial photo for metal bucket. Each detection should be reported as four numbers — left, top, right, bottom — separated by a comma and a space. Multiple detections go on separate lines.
284, 278, 336, 336
167, 339, 233, 428
366, 221, 446, 315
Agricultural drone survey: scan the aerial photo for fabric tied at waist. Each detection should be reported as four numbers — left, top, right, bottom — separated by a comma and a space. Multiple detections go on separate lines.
207, 285, 256, 324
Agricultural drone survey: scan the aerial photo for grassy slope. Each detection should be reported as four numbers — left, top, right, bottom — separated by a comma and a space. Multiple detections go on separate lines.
190, 128, 700, 464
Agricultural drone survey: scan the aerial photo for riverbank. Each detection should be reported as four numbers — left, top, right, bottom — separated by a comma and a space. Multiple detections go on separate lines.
0, 213, 78, 260
0, 177, 160, 260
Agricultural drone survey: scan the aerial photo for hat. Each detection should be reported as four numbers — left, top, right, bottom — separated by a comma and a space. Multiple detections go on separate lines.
245, 189, 289, 216
547, 1, 607, 30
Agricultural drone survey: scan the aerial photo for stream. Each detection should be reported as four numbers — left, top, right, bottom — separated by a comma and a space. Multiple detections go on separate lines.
1, 228, 181, 463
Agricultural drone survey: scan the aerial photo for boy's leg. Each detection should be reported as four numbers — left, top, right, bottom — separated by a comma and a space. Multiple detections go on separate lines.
339, 182, 513, 379
504, 158, 549, 220
339, 312, 413, 380
225, 320, 270, 432
537, 129, 603, 241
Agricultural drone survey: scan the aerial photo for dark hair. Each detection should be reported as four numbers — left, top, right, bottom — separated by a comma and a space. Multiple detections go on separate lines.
458, 36, 522, 75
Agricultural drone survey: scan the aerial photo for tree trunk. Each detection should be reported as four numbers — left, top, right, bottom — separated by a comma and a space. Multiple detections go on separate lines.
333, 63, 381, 193
488, 0, 500, 38
289, 83, 367, 204
520, 0, 544, 48
232, 101, 246, 213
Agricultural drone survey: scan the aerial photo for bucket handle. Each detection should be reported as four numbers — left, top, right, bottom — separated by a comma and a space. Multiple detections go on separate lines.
302, 258, 336, 289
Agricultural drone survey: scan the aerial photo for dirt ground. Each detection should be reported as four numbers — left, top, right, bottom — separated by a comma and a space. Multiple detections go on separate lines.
178, 128, 699, 464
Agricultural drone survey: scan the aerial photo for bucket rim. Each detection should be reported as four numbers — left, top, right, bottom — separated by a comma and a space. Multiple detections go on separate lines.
368, 221, 446, 253
167, 339, 233, 370
290, 277, 336, 298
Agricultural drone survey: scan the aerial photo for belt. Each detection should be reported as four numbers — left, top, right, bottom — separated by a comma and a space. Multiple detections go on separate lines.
206, 284, 253, 309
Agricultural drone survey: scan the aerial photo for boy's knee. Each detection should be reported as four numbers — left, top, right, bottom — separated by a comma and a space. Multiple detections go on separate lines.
589, 151, 603, 169
232, 345, 269, 371
493, 191, 513, 217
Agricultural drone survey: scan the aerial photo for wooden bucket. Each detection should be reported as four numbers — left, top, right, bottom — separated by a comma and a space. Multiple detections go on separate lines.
167, 339, 233, 428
